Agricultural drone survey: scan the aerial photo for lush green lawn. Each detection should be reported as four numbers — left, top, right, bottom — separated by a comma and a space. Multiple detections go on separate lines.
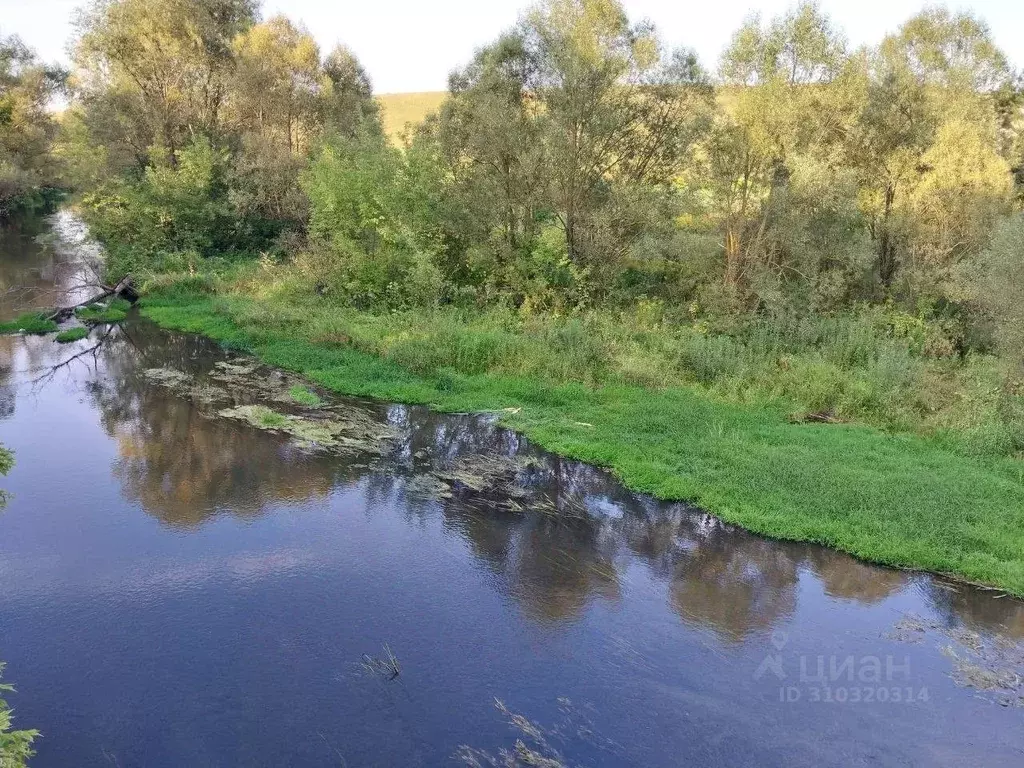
139, 293, 1024, 595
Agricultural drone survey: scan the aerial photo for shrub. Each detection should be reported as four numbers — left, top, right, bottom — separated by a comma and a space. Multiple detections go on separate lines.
0, 665, 38, 767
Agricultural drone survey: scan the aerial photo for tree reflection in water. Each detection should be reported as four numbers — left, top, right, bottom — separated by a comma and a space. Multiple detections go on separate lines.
59, 320, 1024, 641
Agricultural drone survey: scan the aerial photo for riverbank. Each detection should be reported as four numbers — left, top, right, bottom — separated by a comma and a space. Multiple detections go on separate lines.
138, 289, 1024, 595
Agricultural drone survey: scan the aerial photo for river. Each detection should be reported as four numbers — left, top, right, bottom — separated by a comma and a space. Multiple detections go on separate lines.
1, 212, 1022, 766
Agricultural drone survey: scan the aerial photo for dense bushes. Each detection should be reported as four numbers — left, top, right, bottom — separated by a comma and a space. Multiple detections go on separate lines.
51, 0, 1024, 458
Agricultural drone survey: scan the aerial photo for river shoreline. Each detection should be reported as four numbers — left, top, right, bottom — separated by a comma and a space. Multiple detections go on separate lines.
135, 291, 1024, 596
3, 214, 1024, 764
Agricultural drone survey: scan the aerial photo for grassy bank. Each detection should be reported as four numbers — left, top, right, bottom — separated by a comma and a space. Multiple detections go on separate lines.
139, 285, 1024, 595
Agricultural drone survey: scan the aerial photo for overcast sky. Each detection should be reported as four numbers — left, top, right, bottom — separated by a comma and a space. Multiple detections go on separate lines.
2, 0, 1021, 93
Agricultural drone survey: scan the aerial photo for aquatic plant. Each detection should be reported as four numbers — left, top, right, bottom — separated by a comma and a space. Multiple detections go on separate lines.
55, 327, 89, 343
0, 313, 58, 335
0, 444, 11, 509
76, 298, 131, 324
288, 385, 323, 407
360, 643, 401, 680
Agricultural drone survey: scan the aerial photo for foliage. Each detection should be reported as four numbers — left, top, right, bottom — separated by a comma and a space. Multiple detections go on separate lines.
79, 138, 236, 276
76, 298, 131, 323
0, 664, 38, 768
300, 129, 443, 308
0, 442, 10, 510
142, 288, 1024, 594
55, 326, 90, 343
0, 312, 58, 335
0, 447, 34, 765
288, 385, 322, 406
0, 32, 64, 217
67, 0, 382, 272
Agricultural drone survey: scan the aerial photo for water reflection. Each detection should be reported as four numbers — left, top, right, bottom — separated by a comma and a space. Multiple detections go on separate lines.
8, 316, 1024, 646
0, 210, 100, 320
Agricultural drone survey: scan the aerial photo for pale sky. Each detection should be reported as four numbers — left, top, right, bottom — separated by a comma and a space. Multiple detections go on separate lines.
1, 0, 1022, 94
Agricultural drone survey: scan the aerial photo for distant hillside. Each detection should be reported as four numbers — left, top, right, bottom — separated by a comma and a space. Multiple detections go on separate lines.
376, 92, 447, 142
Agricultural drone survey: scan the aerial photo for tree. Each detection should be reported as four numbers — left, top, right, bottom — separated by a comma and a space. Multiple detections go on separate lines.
850, 8, 1011, 295
521, 0, 712, 273
71, 0, 257, 169
0, 32, 64, 215
709, 2, 858, 303
424, 0, 713, 302
229, 15, 323, 154
69, 1, 380, 259
0, 662, 38, 768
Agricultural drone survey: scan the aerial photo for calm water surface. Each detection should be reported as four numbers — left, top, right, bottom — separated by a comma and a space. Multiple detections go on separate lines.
1, 213, 1022, 767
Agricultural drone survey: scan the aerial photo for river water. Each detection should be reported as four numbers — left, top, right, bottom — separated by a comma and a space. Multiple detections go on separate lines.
0, 212, 1022, 767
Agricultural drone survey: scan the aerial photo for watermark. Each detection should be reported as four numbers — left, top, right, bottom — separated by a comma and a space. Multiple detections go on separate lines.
755, 631, 929, 704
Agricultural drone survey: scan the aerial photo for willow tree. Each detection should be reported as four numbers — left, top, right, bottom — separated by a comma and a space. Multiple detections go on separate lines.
710, 1, 858, 302
520, 0, 712, 273
71, 0, 257, 169
227, 17, 379, 231
849, 8, 1012, 295
0, 33, 63, 214
428, 0, 712, 299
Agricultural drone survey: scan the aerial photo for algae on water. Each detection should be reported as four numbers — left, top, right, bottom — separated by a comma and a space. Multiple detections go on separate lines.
217, 404, 397, 454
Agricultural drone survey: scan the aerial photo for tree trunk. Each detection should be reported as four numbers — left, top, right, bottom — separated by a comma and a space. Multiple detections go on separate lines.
724, 227, 742, 287
878, 182, 897, 290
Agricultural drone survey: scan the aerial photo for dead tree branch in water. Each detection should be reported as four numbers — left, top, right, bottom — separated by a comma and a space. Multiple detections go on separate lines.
46, 275, 139, 322
27, 325, 116, 389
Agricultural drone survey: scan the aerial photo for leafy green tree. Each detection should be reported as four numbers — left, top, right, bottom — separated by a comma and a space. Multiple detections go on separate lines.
69, 0, 381, 261
81, 138, 233, 275
301, 129, 443, 307
520, 0, 712, 275
423, 0, 713, 304
707, 2, 860, 305
225, 18, 379, 234
72, 0, 256, 169
850, 8, 1011, 295
0, 32, 64, 215
229, 16, 324, 155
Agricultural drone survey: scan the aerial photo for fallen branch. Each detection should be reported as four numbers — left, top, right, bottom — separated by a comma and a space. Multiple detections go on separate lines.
46, 274, 139, 322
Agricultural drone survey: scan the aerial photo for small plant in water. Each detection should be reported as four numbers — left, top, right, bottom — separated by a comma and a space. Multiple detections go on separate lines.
252, 406, 289, 429
55, 327, 89, 344
288, 385, 323, 407
361, 643, 401, 680
76, 298, 130, 324
0, 313, 58, 335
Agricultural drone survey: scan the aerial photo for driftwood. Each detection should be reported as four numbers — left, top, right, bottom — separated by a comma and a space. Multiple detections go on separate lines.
787, 409, 845, 425
47, 275, 139, 322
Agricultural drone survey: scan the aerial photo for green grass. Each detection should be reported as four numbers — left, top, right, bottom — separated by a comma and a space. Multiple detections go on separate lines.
0, 312, 58, 335
139, 291, 1024, 595
288, 385, 323, 406
76, 298, 131, 324
54, 326, 89, 343
249, 405, 289, 429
